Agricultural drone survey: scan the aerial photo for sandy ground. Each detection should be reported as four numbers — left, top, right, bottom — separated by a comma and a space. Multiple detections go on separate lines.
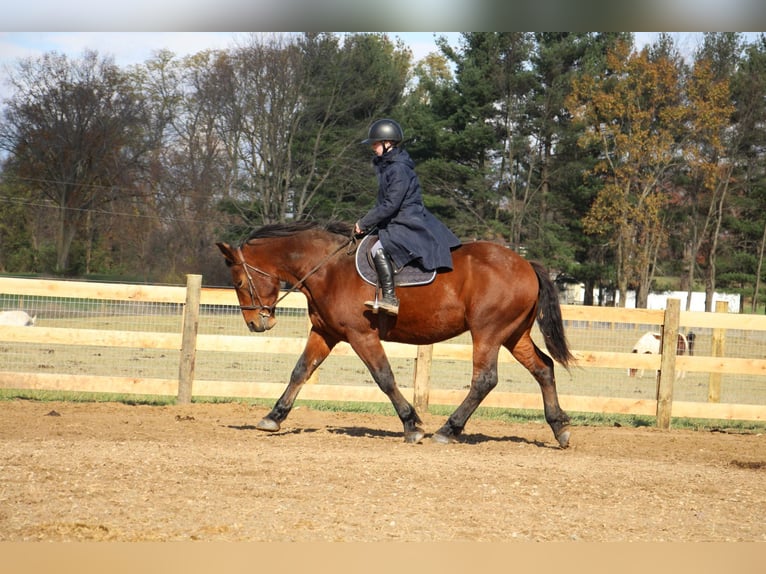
1, 400, 764, 542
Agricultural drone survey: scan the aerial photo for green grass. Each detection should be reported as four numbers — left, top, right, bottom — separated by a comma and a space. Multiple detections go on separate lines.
2, 388, 763, 434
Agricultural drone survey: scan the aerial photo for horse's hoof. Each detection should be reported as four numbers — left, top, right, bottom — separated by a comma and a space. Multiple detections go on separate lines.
256, 418, 280, 432
555, 429, 571, 449
431, 432, 457, 444
404, 427, 425, 444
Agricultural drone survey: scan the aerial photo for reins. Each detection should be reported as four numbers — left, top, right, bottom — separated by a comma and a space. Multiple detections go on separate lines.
233, 232, 362, 314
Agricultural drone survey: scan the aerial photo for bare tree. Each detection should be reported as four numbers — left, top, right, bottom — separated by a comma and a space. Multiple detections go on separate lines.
210, 33, 411, 227
212, 34, 306, 225
135, 49, 232, 281
0, 51, 150, 272
0, 50, 150, 273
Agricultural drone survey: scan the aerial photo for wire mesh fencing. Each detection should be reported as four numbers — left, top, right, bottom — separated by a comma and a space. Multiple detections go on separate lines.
1, 277, 765, 420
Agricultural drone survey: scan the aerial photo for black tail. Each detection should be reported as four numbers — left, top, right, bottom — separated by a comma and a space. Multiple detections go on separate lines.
531, 261, 574, 368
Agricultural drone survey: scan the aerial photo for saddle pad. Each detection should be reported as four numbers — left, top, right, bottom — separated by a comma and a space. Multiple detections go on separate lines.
355, 234, 437, 287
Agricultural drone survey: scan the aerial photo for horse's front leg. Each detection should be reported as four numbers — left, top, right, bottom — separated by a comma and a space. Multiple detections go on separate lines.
256, 328, 336, 432
351, 336, 424, 443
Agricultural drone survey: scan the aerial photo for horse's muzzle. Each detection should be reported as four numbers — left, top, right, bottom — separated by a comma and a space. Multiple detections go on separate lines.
248, 313, 276, 333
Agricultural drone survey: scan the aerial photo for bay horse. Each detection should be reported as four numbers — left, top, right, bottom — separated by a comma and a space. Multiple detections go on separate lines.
216, 221, 575, 447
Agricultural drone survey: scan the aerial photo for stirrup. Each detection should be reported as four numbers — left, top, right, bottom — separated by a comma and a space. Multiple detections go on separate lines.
364, 289, 381, 313
378, 297, 399, 315
364, 299, 380, 313
364, 293, 399, 315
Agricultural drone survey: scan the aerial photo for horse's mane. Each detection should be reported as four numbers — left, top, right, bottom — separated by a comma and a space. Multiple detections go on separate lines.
244, 220, 354, 243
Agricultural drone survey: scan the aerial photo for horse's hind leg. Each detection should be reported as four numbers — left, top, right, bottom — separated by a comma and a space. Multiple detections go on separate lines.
509, 334, 571, 448
256, 329, 335, 432
432, 344, 499, 444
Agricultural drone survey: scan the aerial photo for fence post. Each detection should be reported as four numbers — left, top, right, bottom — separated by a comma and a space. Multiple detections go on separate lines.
177, 274, 202, 405
413, 344, 433, 413
708, 300, 729, 403
656, 298, 681, 429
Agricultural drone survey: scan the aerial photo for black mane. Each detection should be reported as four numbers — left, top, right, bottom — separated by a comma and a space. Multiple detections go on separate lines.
244, 220, 354, 243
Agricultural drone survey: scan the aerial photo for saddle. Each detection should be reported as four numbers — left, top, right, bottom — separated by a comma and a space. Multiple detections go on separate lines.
355, 235, 436, 287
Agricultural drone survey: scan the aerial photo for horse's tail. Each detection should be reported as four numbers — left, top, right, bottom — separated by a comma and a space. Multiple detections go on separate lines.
531, 261, 574, 369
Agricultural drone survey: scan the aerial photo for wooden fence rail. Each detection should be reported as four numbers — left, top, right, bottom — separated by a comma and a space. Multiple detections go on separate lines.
1, 275, 765, 428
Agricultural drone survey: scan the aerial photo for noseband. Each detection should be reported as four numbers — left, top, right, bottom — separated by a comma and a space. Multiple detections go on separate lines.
232, 247, 278, 316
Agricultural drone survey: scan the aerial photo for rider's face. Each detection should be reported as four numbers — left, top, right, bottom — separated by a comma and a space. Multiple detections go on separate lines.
371, 141, 395, 156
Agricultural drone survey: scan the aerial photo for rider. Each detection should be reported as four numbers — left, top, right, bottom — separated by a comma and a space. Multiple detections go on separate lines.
354, 119, 461, 316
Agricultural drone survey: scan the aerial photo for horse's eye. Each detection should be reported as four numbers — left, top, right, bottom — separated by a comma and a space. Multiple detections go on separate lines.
235, 280, 244, 289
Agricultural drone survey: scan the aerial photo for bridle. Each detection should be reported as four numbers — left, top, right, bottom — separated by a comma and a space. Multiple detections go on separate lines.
230, 234, 358, 317
232, 247, 278, 316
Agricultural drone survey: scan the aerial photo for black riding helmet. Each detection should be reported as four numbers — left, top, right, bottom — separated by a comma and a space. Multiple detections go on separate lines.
362, 119, 403, 145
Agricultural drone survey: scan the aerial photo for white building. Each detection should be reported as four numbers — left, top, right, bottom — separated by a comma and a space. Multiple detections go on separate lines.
560, 284, 741, 312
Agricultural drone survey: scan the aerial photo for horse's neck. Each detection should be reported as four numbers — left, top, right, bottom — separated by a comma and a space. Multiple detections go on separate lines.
272, 236, 342, 286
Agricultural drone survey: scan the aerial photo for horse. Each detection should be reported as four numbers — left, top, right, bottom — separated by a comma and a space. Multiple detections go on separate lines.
216, 220, 575, 447
628, 331, 690, 380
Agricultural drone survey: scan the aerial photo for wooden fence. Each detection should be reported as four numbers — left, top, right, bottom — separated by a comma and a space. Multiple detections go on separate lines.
1, 275, 765, 428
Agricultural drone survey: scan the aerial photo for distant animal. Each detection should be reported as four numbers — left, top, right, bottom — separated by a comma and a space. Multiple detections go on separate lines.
0, 310, 36, 326
628, 331, 691, 379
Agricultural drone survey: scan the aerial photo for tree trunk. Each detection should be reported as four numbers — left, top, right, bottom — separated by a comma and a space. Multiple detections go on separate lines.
583, 278, 595, 306
683, 240, 696, 311
753, 219, 766, 313
616, 228, 628, 308
55, 202, 79, 274
704, 173, 730, 312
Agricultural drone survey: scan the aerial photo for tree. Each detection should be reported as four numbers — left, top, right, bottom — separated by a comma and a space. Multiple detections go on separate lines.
728, 34, 766, 312
537, 34, 636, 303
0, 177, 35, 272
567, 38, 689, 307
213, 32, 412, 235
400, 37, 474, 238
403, 33, 540, 242
526, 33, 625, 279
222, 34, 306, 225
0, 50, 150, 274
134, 49, 233, 282
292, 32, 412, 222
678, 34, 738, 311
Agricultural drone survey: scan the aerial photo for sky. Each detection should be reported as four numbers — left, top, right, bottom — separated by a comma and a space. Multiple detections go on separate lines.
2, 31, 755, 75
0, 32, 461, 71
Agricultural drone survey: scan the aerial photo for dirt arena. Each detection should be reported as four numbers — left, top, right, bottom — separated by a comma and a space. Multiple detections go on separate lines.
1, 399, 764, 542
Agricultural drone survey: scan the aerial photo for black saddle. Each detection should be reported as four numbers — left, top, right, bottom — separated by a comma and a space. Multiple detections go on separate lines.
355, 234, 436, 287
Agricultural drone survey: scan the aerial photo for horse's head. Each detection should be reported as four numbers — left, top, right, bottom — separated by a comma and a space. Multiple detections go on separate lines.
216, 242, 280, 333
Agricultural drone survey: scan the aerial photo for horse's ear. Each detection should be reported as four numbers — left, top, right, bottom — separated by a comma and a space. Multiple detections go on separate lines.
216, 242, 236, 265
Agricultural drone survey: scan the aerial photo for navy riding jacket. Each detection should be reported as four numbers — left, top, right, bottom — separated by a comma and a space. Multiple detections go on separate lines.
357, 147, 461, 271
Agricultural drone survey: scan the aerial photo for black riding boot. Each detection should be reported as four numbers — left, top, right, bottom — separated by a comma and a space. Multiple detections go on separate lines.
365, 248, 399, 315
